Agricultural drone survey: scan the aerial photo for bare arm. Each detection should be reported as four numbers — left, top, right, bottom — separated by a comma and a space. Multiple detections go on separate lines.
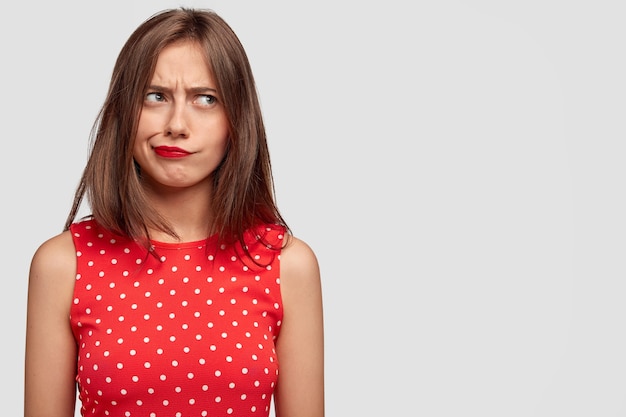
24, 231, 78, 417
274, 236, 324, 417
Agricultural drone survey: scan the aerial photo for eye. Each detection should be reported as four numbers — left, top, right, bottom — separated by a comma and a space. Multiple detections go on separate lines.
145, 92, 165, 102
197, 95, 217, 106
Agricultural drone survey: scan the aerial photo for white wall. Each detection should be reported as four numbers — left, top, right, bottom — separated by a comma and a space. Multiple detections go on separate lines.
4, 1, 626, 416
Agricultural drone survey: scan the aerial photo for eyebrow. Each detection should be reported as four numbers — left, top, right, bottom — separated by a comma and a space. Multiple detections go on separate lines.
148, 85, 218, 94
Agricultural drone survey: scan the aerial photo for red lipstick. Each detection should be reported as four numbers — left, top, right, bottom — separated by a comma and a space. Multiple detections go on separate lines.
153, 146, 191, 158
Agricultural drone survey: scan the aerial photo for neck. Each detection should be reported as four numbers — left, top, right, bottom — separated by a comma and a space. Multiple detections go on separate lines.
143, 183, 215, 243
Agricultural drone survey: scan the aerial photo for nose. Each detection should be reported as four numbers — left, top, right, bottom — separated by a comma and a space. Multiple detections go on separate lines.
165, 103, 190, 139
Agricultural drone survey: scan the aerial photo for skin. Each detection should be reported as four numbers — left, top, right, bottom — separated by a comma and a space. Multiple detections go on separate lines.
133, 40, 230, 243
24, 40, 324, 417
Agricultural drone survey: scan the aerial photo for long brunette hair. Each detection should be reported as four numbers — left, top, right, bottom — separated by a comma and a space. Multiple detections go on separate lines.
65, 8, 288, 251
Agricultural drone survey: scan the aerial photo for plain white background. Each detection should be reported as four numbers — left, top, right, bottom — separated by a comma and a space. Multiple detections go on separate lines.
3, 0, 626, 415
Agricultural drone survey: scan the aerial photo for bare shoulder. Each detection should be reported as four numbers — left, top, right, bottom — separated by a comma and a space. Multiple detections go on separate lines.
274, 234, 324, 416
29, 230, 77, 289
25, 230, 79, 416
280, 235, 321, 286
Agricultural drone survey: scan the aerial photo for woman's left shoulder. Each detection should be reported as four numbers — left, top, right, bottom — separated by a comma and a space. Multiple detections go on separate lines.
280, 234, 321, 287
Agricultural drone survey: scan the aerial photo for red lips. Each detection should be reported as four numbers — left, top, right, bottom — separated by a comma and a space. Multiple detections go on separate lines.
153, 146, 191, 158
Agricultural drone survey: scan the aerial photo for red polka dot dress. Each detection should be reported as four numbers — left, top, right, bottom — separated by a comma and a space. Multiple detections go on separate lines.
69, 218, 284, 417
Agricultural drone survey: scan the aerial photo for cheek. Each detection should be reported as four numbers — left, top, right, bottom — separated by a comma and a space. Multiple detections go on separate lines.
216, 131, 230, 159
214, 116, 230, 148
132, 129, 150, 163
133, 116, 155, 153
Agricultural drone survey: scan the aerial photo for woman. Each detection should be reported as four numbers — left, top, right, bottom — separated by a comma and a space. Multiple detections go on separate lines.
24, 8, 324, 417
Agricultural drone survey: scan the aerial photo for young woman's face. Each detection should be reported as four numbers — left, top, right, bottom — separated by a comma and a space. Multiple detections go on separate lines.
133, 40, 229, 193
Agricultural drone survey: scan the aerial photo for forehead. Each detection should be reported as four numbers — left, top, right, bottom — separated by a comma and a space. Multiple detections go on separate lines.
151, 41, 214, 84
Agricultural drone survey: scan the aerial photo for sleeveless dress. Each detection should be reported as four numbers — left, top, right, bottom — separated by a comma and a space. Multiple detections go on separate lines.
69, 218, 285, 417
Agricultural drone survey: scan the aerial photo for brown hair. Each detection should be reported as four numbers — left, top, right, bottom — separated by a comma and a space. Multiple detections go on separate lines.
65, 7, 288, 251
